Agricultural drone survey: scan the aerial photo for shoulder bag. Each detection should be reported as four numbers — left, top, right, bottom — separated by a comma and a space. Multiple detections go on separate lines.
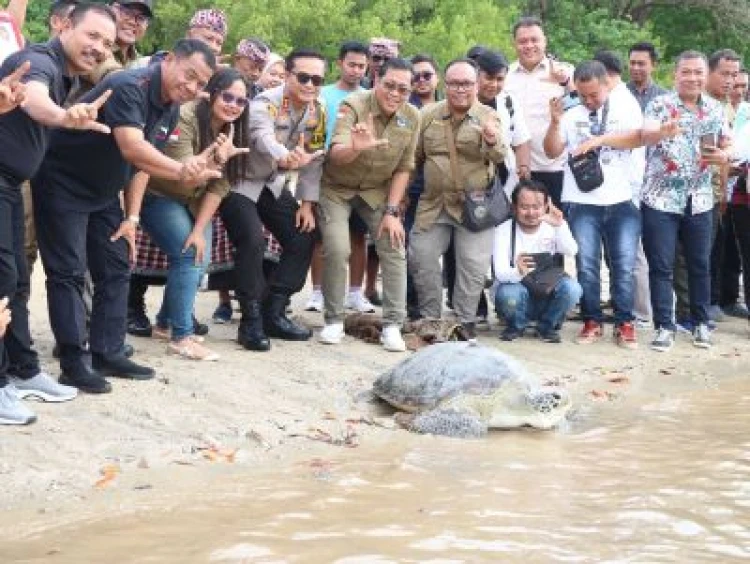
510, 219, 568, 298
567, 100, 609, 193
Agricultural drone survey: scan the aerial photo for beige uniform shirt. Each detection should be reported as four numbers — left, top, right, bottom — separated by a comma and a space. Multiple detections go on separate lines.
322, 90, 420, 207
148, 101, 231, 215
415, 101, 506, 230
504, 57, 573, 173
235, 85, 326, 203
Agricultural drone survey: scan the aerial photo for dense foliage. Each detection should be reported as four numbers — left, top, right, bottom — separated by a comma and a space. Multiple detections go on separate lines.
20, 0, 750, 82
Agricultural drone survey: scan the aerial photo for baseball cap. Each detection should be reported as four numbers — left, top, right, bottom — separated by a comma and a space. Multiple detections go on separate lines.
114, 0, 154, 18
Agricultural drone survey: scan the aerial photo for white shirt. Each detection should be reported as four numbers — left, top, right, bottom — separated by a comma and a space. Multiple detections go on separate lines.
560, 93, 644, 206
610, 81, 646, 202
493, 219, 578, 284
495, 90, 532, 196
505, 57, 574, 173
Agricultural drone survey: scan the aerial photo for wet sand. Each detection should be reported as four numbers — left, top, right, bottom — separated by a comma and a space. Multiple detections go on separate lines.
1, 270, 749, 561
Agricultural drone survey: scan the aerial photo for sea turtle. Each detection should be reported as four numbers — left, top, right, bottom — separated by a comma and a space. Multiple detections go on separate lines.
372, 342, 572, 438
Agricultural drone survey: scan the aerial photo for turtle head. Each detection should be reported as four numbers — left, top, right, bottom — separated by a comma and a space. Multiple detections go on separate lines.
487, 386, 572, 430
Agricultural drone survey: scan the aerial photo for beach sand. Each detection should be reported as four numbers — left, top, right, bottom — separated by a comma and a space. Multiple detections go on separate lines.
1, 268, 748, 542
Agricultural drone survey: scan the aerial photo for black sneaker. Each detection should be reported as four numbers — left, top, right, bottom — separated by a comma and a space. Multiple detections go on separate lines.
500, 327, 524, 342
462, 322, 477, 342
92, 352, 155, 380
537, 328, 562, 343
127, 307, 153, 338
60, 362, 112, 394
192, 315, 209, 336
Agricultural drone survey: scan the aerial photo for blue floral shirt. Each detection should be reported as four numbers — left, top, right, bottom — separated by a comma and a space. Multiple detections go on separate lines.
641, 91, 724, 215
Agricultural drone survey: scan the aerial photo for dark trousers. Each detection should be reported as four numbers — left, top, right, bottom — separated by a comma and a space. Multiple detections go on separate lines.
531, 170, 564, 210
717, 207, 742, 307
219, 188, 314, 301
34, 186, 129, 370
642, 201, 713, 330
0, 178, 39, 386
729, 204, 750, 313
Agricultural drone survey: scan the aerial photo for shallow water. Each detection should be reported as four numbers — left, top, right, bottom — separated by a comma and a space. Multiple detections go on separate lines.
5, 380, 750, 563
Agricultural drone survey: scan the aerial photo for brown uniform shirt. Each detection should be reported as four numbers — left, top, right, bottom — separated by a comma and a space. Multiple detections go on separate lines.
322, 90, 420, 207
415, 100, 505, 230
147, 101, 231, 215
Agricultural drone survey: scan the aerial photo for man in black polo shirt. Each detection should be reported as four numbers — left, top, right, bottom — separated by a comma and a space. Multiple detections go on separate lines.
0, 3, 118, 426
34, 38, 218, 394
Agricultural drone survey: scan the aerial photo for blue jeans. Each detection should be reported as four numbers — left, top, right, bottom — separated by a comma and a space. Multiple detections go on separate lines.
494, 277, 582, 333
642, 201, 712, 330
140, 194, 211, 340
567, 200, 641, 325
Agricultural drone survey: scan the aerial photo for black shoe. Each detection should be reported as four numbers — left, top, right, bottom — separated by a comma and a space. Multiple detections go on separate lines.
127, 307, 153, 338
366, 291, 383, 307
238, 300, 271, 351
60, 361, 112, 394
192, 315, 209, 336
537, 328, 562, 343
92, 352, 154, 380
263, 293, 311, 341
500, 327, 524, 342
120, 343, 135, 358
462, 322, 477, 341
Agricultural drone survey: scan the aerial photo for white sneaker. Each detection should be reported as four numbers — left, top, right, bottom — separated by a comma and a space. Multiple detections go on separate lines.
9, 371, 78, 403
0, 386, 36, 425
305, 291, 324, 312
319, 323, 345, 344
381, 325, 406, 352
345, 291, 376, 313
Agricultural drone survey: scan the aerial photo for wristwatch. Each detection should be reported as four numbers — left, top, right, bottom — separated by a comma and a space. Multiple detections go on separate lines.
126, 215, 140, 226
384, 204, 400, 217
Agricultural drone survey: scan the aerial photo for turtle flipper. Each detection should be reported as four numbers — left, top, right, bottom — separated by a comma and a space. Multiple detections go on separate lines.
409, 409, 487, 438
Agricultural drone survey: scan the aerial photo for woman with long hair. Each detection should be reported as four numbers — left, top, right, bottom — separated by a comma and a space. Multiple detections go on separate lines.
140, 67, 251, 361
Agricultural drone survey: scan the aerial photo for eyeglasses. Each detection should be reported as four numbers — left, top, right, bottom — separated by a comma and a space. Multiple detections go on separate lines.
412, 71, 434, 83
370, 55, 391, 64
220, 91, 249, 108
116, 5, 151, 26
445, 81, 476, 92
380, 80, 411, 96
291, 71, 324, 87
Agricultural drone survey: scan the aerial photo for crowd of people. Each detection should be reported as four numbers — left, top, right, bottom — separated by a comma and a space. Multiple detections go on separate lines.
0, 0, 748, 426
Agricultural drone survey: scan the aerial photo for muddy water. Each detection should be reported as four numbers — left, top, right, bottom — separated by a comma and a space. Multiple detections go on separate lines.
5, 381, 750, 563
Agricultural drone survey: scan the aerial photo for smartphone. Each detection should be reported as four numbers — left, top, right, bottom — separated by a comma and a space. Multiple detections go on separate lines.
700, 133, 717, 156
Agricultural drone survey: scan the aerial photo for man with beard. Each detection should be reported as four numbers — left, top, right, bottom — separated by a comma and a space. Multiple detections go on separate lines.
0, 3, 118, 424
33, 39, 219, 394
408, 58, 505, 340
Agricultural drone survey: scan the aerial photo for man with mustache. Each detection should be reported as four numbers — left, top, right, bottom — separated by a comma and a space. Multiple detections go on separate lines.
0, 3, 118, 425
32, 39, 219, 395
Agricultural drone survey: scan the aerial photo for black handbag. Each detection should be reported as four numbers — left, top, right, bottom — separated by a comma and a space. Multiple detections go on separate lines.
510, 220, 567, 298
444, 117, 511, 232
568, 100, 609, 193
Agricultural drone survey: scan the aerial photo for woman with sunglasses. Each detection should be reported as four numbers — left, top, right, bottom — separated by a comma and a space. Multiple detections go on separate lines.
140, 67, 251, 361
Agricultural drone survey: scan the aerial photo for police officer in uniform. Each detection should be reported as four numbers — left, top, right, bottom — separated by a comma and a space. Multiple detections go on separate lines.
318, 58, 420, 352
221, 48, 326, 352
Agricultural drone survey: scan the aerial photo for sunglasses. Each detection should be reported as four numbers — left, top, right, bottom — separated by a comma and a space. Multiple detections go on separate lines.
381, 80, 411, 96
370, 55, 391, 64
219, 91, 249, 108
291, 71, 324, 87
412, 71, 434, 83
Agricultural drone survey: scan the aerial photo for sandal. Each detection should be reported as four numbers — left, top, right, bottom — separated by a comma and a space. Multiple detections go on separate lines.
167, 339, 219, 361
154, 326, 205, 343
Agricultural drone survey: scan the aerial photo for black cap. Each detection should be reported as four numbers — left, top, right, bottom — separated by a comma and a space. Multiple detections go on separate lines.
475, 50, 509, 75
466, 45, 488, 61
114, 0, 154, 18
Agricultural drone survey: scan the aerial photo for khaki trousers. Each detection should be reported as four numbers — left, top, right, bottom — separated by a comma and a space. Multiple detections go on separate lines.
409, 211, 494, 324
319, 194, 406, 326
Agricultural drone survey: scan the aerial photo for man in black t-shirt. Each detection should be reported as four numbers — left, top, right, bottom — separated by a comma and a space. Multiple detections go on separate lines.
0, 3, 118, 426
33, 39, 219, 395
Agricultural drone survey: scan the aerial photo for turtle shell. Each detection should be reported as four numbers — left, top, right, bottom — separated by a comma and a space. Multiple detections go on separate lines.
373, 342, 531, 412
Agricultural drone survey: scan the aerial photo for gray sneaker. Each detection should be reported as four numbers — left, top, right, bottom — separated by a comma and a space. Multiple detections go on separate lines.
9, 372, 78, 403
692, 323, 712, 349
0, 386, 36, 425
650, 328, 674, 352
